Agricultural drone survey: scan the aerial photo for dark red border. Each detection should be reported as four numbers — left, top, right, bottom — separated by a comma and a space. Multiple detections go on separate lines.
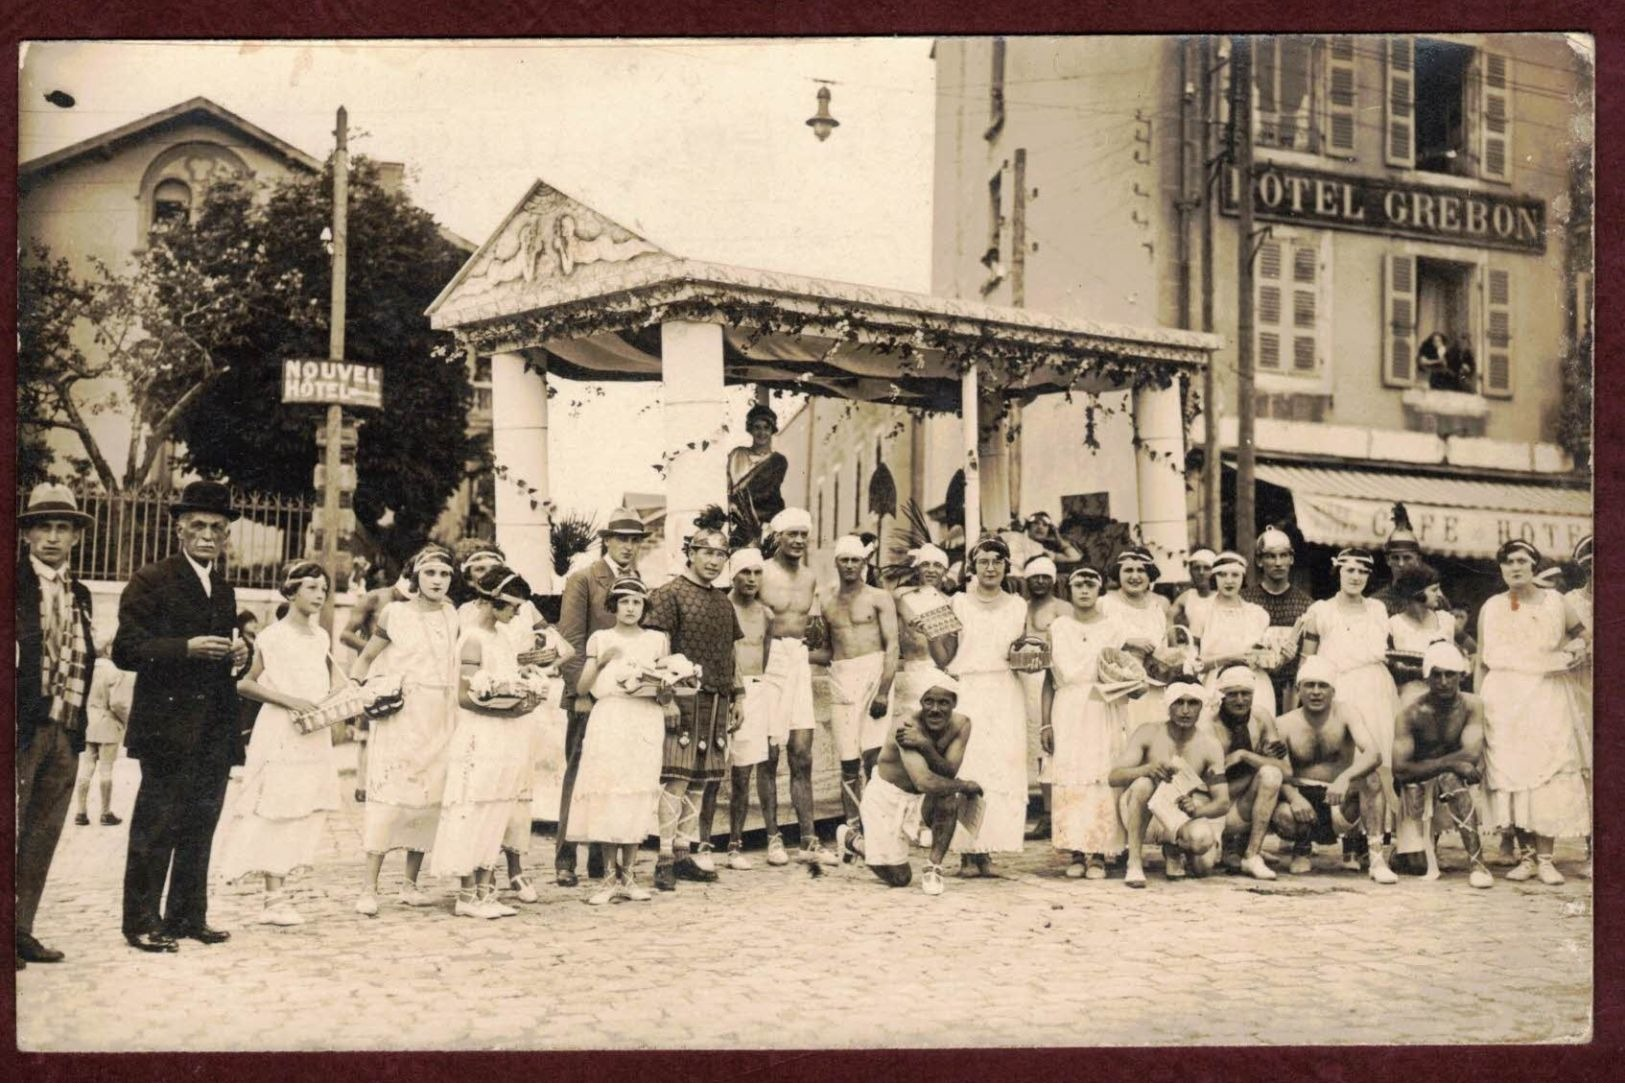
4, 2, 1621, 1080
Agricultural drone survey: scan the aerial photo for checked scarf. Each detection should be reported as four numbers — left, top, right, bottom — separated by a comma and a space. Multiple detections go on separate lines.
40, 573, 89, 732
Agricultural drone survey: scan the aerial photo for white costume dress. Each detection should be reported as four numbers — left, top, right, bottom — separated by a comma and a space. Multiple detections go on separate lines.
1191, 598, 1275, 716
431, 626, 535, 877
1047, 613, 1131, 856
361, 600, 459, 855
1387, 608, 1456, 705
1101, 592, 1170, 728
947, 590, 1030, 855
219, 620, 342, 881
1303, 596, 1400, 806
1563, 587, 1592, 771
1480, 590, 1590, 838
567, 627, 668, 844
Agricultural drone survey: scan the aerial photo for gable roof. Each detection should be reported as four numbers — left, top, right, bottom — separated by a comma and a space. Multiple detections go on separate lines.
19, 96, 323, 184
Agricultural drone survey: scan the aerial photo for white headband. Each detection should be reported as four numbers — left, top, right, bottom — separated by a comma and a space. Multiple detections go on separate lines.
833, 535, 870, 560
1211, 551, 1248, 574
1188, 548, 1217, 566
769, 508, 813, 534
1296, 656, 1338, 688
1422, 641, 1469, 676
1216, 665, 1256, 693
919, 669, 960, 701
1163, 682, 1208, 712
1023, 556, 1058, 579
728, 548, 765, 579
910, 544, 949, 569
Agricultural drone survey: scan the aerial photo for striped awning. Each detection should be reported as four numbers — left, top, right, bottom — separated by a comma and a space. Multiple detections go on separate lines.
1253, 463, 1592, 560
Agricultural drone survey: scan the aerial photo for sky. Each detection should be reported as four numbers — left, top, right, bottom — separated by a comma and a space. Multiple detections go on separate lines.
18, 39, 938, 516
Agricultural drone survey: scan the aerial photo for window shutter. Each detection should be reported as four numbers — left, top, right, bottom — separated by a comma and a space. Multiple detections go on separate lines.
1257, 239, 1284, 372
1290, 242, 1319, 372
1385, 37, 1415, 168
1479, 50, 1513, 183
1325, 35, 1357, 157
1255, 38, 1278, 147
1382, 253, 1417, 387
1483, 266, 1513, 396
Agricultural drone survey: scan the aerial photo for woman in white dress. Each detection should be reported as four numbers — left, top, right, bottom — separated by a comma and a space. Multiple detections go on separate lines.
569, 577, 668, 905
349, 544, 461, 916
455, 543, 573, 906
1564, 536, 1593, 878
1190, 551, 1274, 714
1479, 539, 1591, 885
925, 535, 1029, 877
432, 566, 546, 919
1386, 564, 1457, 705
1100, 546, 1171, 729
221, 562, 345, 926
1043, 564, 1132, 880
1300, 548, 1401, 850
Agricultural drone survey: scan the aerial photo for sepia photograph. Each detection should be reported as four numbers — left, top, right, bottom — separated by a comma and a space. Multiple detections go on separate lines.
14, 33, 1594, 1055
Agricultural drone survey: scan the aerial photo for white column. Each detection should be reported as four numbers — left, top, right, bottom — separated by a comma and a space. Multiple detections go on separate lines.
960, 364, 981, 548
491, 350, 554, 593
978, 387, 1010, 534
1133, 382, 1192, 581
661, 321, 728, 574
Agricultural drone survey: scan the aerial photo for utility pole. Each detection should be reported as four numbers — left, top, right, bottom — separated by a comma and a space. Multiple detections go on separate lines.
320, 106, 350, 633
1200, 35, 1222, 550
1231, 37, 1257, 571
1007, 147, 1027, 527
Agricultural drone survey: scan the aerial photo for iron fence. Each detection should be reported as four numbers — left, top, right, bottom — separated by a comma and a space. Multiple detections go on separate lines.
18, 482, 318, 590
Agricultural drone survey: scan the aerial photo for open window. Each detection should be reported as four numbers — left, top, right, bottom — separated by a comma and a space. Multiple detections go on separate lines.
150, 178, 192, 233
1387, 36, 1514, 182
1414, 258, 1478, 391
1413, 39, 1474, 177
1384, 253, 1510, 395
1255, 36, 1321, 153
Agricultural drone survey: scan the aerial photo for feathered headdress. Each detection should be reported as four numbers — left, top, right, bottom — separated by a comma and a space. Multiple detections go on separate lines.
686, 504, 732, 552
1386, 502, 1420, 552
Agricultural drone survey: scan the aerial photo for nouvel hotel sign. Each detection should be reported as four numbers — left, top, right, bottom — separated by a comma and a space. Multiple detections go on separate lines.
1221, 163, 1546, 255
282, 359, 384, 409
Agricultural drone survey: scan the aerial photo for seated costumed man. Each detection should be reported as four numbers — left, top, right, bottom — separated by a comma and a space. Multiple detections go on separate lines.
1390, 642, 1494, 888
1271, 657, 1398, 883
836, 671, 982, 896
1204, 664, 1289, 881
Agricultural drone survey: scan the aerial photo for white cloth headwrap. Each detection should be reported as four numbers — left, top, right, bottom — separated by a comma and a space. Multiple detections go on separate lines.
910, 544, 949, 569
1163, 682, 1208, 711
919, 669, 960, 701
1422, 641, 1469, 676
769, 508, 813, 534
1023, 555, 1058, 579
1296, 656, 1338, 688
1216, 665, 1256, 693
728, 548, 765, 579
1187, 548, 1217, 566
833, 534, 870, 560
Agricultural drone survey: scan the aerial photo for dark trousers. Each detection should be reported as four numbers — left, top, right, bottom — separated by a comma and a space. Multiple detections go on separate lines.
16, 721, 79, 937
121, 755, 230, 936
554, 710, 604, 875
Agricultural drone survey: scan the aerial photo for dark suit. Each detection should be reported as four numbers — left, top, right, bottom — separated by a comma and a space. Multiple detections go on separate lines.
15, 556, 94, 939
554, 556, 637, 873
113, 554, 242, 937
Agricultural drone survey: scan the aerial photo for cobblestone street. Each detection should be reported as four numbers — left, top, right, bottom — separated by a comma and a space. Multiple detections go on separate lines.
16, 752, 1592, 1052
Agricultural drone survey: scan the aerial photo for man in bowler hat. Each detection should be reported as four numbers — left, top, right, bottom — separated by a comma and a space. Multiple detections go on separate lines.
15, 484, 98, 967
114, 481, 248, 951
554, 508, 648, 885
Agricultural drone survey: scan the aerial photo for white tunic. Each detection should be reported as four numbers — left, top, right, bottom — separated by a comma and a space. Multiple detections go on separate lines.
946, 589, 1030, 855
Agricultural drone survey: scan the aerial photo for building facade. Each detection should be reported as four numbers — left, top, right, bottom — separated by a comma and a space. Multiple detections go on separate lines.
794, 34, 1591, 597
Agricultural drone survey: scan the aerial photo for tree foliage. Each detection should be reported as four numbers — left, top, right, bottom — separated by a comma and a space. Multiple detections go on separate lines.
161, 158, 477, 562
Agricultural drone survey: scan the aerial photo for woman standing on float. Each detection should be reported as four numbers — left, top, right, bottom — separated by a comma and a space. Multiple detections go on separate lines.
925, 535, 1029, 878
348, 545, 460, 917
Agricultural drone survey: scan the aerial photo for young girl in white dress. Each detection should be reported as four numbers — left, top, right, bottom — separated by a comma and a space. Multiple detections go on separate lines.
432, 565, 547, 919
349, 544, 460, 916
569, 576, 669, 905
1190, 551, 1274, 715
1386, 564, 1457, 705
1043, 564, 1132, 880
221, 561, 345, 926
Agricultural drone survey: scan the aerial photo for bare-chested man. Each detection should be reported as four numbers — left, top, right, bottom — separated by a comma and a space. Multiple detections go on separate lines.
1108, 683, 1231, 888
1271, 657, 1398, 883
1204, 665, 1288, 880
835, 673, 981, 896
757, 507, 838, 865
1391, 642, 1493, 888
1021, 554, 1069, 840
813, 536, 899, 827
891, 544, 951, 846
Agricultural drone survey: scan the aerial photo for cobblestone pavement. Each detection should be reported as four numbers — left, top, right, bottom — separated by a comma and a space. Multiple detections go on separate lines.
17, 754, 1592, 1052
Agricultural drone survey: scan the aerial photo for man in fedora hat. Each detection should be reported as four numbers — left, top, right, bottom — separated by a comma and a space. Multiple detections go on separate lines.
554, 507, 648, 886
113, 480, 248, 952
15, 483, 97, 967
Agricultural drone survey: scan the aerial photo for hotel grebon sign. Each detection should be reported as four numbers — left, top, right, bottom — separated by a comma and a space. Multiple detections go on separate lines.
1221, 164, 1545, 255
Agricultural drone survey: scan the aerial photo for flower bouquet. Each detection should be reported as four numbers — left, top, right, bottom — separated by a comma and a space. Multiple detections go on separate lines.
469, 669, 549, 712
617, 654, 703, 700
1096, 647, 1150, 703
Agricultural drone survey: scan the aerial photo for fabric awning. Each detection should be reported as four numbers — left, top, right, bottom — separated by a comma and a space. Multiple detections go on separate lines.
1252, 463, 1592, 560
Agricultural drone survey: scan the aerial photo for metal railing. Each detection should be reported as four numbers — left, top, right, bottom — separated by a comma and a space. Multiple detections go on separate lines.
18, 483, 318, 590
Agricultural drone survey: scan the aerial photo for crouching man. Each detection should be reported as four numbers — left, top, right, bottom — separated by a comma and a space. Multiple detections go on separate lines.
838, 673, 981, 896
1391, 642, 1494, 888
1108, 683, 1230, 888
1272, 658, 1397, 883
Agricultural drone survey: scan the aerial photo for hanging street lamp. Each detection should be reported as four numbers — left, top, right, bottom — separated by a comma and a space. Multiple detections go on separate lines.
806, 83, 839, 142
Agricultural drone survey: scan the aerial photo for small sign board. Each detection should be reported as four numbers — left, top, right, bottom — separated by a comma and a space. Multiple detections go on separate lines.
282, 359, 384, 409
